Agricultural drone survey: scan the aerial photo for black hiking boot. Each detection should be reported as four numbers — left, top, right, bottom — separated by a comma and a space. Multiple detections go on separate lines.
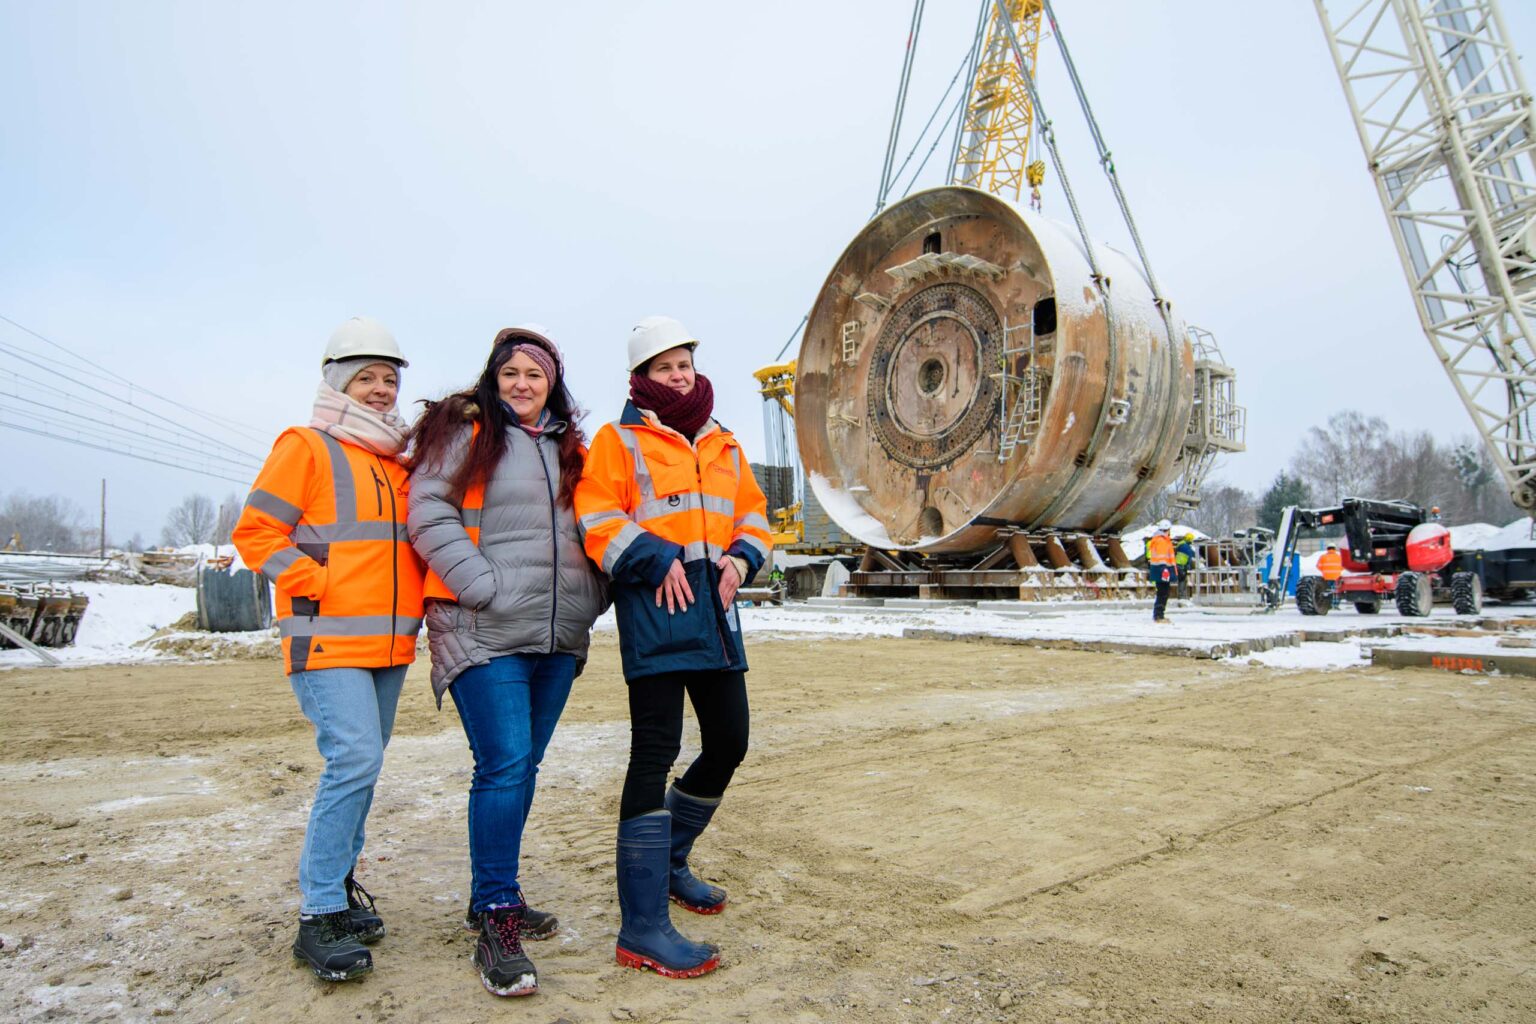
463, 899, 558, 940
473, 902, 538, 997
293, 910, 373, 982
345, 872, 385, 944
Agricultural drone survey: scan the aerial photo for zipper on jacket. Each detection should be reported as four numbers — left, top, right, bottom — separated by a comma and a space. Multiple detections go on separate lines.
369, 465, 386, 516
536, 434, 560, 654
375, 455, 400, 668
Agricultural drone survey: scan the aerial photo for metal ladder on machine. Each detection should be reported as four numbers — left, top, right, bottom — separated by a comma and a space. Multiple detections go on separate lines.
994, 317, 1041, 461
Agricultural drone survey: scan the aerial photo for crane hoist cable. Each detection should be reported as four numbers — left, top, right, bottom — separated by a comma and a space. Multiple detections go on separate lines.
896, 85, 970, 201
1038, 0, 1164, 303
875, 0, 927, 215
947, 0, 992, 185
876, 44, 976, 220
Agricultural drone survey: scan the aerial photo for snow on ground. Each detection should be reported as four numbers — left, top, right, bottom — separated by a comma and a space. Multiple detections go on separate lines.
0, 582, 194, 669
1244, 637, 1371, 671
7, 582, 1535, 673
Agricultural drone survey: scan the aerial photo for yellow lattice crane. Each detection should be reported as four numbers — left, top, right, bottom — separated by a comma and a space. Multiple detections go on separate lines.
953, 0, 1046, 202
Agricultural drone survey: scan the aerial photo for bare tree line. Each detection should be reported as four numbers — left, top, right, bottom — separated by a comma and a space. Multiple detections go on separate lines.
0, 490, 243, 553
1181, 410, 1523, 536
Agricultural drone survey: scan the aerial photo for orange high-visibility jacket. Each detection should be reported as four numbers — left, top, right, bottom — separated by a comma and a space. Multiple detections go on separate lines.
1317, 549, 1344, 581
574, 403, 771, 678
233, 427, 425, 675
420, 421, 486, 604
1146, 533, 1176, 583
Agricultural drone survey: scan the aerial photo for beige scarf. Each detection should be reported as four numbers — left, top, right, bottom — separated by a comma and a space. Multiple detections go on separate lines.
309, 382, 409, 457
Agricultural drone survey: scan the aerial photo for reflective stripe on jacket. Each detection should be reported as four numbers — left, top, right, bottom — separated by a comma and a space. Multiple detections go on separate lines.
233, 427, 425, 675
573, 401, 772, 679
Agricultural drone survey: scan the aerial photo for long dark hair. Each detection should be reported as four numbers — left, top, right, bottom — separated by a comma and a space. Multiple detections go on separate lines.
407, 329, 587, 508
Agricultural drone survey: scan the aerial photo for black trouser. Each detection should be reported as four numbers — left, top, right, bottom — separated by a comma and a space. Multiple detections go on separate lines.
1153, 579, 1171, 621
619, 669, 750, 821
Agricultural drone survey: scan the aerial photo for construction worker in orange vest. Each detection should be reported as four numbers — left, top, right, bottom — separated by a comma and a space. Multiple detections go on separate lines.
1317, 542, 1344, 584
1146, 519, 1177, 623
233, 316, 425, 983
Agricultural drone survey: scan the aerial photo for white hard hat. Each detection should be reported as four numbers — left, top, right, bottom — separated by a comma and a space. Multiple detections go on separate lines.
627, 315, 699, 372
322, 316, 408, 368
1156, 519, 1172, 532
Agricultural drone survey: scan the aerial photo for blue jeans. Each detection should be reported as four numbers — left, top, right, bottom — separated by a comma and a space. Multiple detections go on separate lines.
289, 664, 407, 915
449, 653, 576, 912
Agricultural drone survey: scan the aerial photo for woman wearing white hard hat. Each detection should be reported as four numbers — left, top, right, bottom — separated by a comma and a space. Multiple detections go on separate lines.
232, 316, 426, 982
406, 325, 607, 997
574, 315, 773, 977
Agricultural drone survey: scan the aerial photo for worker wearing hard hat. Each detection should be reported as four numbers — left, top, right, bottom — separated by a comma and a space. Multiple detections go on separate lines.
233, 316, 426, 984
1317, 542, 1344, 584
1174, 531, 1199, 600
576, 315, 772, 979
1146, 519, 1177, 623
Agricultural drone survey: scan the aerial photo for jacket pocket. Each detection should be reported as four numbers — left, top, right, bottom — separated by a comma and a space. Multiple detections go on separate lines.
643, 447, 697, 498
614, 571, 716, 664
424, 598, 464, 635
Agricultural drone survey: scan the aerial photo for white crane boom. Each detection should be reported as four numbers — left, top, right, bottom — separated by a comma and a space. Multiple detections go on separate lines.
1316, 0, 1536, 511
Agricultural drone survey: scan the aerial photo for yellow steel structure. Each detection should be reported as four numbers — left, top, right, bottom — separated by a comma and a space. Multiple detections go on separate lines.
753, 360, 802, 545
953, 0, 1045, 201
753, 359, 796, 417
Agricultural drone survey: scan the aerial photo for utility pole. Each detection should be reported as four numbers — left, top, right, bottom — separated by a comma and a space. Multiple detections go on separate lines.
99, 479, 106, 558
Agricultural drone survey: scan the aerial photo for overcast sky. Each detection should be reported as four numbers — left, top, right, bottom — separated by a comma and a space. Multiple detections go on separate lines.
4, 1, 1535, 543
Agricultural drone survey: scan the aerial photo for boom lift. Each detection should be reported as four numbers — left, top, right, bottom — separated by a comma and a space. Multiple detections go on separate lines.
1263, 499, 1482, 616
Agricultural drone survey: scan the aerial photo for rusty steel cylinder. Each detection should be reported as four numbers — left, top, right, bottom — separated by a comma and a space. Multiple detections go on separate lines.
796, 186, 1194, 553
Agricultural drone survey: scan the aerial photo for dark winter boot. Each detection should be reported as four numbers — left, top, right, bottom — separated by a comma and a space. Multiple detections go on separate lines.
473, 899, 538, 997
293, 910, 373, 982
463, 900, 559, 940
664, 785, 727, 915
615, 810, 721, 978
344, 871, 385, 944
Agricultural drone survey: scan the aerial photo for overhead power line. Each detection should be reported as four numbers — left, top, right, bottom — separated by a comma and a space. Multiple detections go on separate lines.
0, 313, 272, 445
0, 313, 272, 485
0, 419, 256, 485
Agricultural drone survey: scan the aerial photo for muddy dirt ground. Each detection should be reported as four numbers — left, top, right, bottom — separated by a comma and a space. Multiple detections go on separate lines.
2, 633, 1533, 1023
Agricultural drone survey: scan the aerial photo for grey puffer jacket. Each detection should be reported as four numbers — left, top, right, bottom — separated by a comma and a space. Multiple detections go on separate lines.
408, 410, 608, 703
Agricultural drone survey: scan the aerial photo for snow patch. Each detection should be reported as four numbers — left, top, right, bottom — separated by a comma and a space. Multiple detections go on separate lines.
0, 581, 196, 670
1476, 517, 1536, 551
808, 471, 896, 548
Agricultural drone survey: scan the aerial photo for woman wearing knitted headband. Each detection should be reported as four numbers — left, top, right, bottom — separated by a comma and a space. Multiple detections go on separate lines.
406, 325, 608, 997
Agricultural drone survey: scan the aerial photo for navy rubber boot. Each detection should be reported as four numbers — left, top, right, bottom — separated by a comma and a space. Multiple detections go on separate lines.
615, 811, 720, 978
664, 786, 727, 915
